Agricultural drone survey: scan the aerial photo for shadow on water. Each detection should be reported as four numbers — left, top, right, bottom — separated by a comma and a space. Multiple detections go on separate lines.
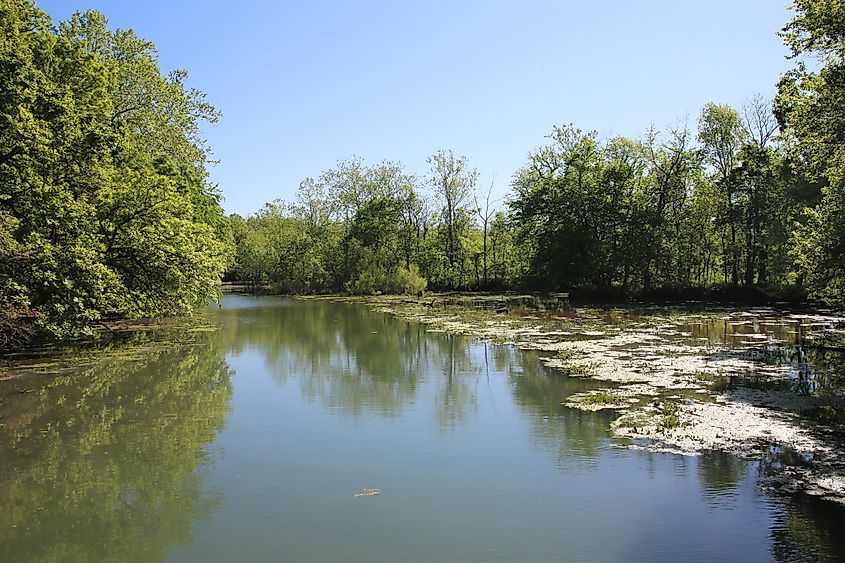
0, 330, 233, 562
770, 493, 845, 562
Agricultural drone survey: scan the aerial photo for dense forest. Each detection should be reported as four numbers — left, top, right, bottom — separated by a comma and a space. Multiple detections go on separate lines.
2, 0, 844, 349
0, 1, 231, 348
227, 0, 845, 308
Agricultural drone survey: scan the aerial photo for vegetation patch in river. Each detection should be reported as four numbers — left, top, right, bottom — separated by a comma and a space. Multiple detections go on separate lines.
563, 389, 633, 411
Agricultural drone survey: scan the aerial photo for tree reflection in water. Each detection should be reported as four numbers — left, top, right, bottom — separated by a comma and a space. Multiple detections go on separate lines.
0, 331, 233, 562
212, 297, 845, 560
4, 296, 843, 560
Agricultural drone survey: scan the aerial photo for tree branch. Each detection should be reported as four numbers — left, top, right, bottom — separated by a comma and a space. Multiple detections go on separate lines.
0, 146, 24, 168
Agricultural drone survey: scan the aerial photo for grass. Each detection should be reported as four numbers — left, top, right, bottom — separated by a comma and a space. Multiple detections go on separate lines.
565, 362, 598, 377
657, 401, 683, 431
556, 348, 576, 361
579, 390, 626, 406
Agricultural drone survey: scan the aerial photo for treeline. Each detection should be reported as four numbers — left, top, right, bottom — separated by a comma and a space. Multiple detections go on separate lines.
228, 0, 845, 308
511, 108, 787, 293
227, 151, 518, 294
0, 1, 231, 348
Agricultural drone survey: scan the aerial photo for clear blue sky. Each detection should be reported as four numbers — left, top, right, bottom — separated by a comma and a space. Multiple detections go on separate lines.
39, 0, 794, 216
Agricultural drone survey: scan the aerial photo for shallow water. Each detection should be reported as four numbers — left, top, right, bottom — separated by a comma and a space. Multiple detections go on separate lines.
1, 296, 844, 562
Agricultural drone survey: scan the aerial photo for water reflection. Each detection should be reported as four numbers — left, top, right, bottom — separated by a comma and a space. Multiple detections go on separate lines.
210, 296, 845, 560
770, 494, 845, 561
508, 347, 611, 467
216, 299, 423, 417
3, 296, 844, 561
0, 332, 232, 562
697, 450, 748, 497
214, 297, 608, 451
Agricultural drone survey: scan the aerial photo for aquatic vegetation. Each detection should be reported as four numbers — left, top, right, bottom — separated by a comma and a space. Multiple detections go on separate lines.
613, 410, 655, 431
564, 390, 629, 412
657, 401, 683, 431
343, 293, 845, 503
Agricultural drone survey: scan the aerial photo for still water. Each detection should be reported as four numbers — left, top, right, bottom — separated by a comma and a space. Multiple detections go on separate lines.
1, 296, 844, 562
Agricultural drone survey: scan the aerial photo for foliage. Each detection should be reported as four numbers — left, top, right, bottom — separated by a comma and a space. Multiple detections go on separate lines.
227, 156, 492, 295
658, 401, 683, 431
578, 391, 625, 406
216, 0, 843, 309
776, 0, 845, 307
0, 1, 231, 347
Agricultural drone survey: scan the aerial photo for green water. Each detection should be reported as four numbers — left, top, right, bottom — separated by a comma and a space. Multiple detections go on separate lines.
1, 296, 844, 562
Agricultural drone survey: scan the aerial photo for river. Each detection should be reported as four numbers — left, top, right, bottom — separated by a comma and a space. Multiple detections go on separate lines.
1, 295, 843, 561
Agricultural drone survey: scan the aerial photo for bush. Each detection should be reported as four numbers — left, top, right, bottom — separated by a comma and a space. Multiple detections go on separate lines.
393, 265, 428, 295
347, 264, 428, 295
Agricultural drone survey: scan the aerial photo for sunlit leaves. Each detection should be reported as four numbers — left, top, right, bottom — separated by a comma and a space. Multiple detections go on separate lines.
0, 2, 230, 345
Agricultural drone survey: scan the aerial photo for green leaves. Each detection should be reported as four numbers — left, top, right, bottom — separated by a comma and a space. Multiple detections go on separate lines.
0, 2, 230, 347
777, 0, 845, 306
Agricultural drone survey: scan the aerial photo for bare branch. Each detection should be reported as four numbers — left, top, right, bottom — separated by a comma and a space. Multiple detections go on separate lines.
741, 93, 779, 148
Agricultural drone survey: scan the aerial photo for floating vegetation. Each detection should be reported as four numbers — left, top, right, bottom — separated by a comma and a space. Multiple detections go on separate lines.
657, 401, 683, 431
613, 410, 655, 431
564, 390, 630, 411
1, 316, 221, 382
336, 293, 845, 503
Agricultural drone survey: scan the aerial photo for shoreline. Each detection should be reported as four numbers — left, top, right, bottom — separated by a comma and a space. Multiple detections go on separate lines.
301, 293, 845, 504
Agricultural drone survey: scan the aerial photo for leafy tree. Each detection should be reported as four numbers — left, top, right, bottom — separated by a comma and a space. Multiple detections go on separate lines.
0, 3, 230, 347
698, 103, 747, 286
427, 149, 478, 287
776, 0, 845, 305
727, 145, 789, 287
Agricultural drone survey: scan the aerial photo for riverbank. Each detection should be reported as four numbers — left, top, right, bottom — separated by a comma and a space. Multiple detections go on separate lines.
300, 293, 845, 503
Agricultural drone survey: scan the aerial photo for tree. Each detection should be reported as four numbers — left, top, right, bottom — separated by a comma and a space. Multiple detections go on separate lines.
511, 126, 593, 288
727, 145, 788, 287
0, 4, 230, 346
427, 149, 477, 287
641, 123, 701, 288
698, 103, 747, 286
742, 93, 779, 148
776, 0, 845, 305
473, 178, 499, 287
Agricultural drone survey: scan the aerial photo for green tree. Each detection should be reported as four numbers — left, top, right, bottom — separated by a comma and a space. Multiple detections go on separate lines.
776, 0, 845, 305
0, 3, 230, 346
698, 104, 747, 286
428, 149, 477, 287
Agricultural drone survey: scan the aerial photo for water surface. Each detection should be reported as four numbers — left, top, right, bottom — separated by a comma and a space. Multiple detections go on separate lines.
1, 296, 844, 562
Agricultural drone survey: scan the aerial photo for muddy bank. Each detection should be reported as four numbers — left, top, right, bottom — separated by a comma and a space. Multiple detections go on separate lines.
306, 294, 845, 503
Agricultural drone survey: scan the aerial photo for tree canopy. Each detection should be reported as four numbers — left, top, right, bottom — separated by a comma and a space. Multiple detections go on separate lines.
0, 0, 231, 348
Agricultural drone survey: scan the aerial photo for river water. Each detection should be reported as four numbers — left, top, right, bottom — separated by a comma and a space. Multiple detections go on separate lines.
1, 295, 844, 561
